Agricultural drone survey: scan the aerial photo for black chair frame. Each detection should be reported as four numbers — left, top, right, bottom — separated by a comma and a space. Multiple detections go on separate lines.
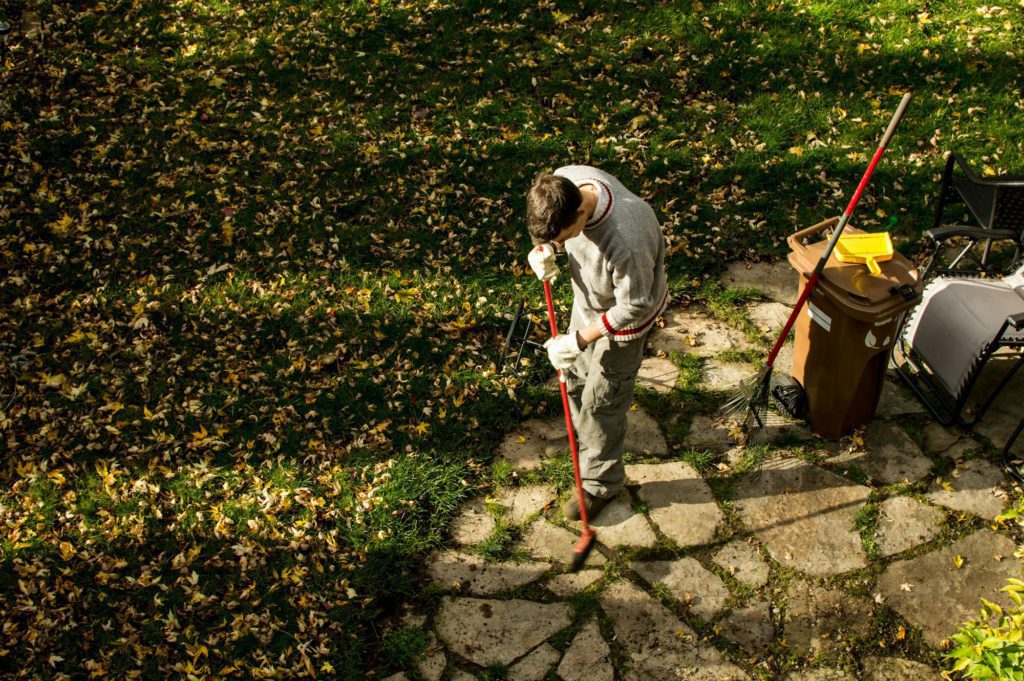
926, 152, 1024, 279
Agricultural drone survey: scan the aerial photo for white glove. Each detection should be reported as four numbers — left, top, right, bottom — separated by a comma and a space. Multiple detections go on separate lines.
544, 333, 582, 371
527, 243, 559, 282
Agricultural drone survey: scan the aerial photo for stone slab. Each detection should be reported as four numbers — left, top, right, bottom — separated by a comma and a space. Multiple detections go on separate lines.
874, 496, 945, 557
704, 358, 760, 393
627, 462, 723, 548
877, 529, 1020, 647
546, 570, 603, 597
712, 540, 770, 589
719, 599, 774, 654
735, 457, 869, 577
862, 656, 941, 681
942, 438, 985, 460
450, 673, 476, 681
927, 458, 1007, 520
921, 422, 961, 455
569, 494, 657, 548
783, 671, 855, 681
720, 261, 798, 305
426, 550, 548, 595
435, 597, 572, 667
496, 484, 556, 525
497, 417, 568, 471
624, 406, 669, 457
631, 558, 730, 620
382, 674, 410, 681
875, 380, 927, 417
747, 301, 792, 335
557, 620, 613, 681
450, 498, 496, 545
521, 520, 606, 567
416, 632, 445, 681
831, 421, 932, 485
683, 415, 739, 452
783, 580, 873, 658
600, 580, 750, 680
637, 356, 680, 393
648, 306, 756, 358
508, 643, 560, 681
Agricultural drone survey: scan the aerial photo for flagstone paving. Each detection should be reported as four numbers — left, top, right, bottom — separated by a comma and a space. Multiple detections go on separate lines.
862, 657, 943, 680
878, 529, 1020, 647
682, 414, 739, 452
735, 457, 870, 577
557, 620, 614, 681
873, 496, 945, 557
495, 484, 556, 524
719, 599, 774, 654
426, 550, 548, 595
627, 461, 723, 547
636, 355, 680, 394
712, 540, 770, 589
831, 420, 932, 485
509, 643, 560, 681
720, 261, 798, 305
926, 458, 1008, 521
649, 306, 757, 358
568, 494, 657, 548
631, 557, 730, 620
391, 260, 1019, 680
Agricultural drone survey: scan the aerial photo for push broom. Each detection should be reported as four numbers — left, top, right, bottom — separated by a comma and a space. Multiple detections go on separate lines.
721, 92, 912, 430
542, 280, 597, 572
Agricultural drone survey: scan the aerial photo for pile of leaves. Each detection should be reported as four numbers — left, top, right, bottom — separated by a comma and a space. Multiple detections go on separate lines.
1, 0, 1021, 676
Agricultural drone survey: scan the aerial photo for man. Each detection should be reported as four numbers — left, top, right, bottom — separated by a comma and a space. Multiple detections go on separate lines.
526, 166, 668, 521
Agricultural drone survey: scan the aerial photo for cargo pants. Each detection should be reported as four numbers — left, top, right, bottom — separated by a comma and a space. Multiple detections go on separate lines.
563, 331, 649, 499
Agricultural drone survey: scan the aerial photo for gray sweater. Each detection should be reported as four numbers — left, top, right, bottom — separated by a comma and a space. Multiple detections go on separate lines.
554, 165, 668, 342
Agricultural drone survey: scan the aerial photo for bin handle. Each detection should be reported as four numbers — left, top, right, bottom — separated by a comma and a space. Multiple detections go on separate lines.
787, 216, 841, 263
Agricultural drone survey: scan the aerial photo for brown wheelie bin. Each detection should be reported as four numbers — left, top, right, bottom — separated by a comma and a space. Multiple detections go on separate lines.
786, 217, 923, 439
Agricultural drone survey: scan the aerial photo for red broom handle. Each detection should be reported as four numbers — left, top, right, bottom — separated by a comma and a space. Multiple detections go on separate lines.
543, 280, 591, 528
764, 93, 911, 367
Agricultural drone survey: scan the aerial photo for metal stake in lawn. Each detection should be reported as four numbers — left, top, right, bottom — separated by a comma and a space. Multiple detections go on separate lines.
542, 280, 597, 572
722, 92, 913, 432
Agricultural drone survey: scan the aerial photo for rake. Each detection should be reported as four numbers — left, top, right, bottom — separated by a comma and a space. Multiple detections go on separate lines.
721, 93, 912, 435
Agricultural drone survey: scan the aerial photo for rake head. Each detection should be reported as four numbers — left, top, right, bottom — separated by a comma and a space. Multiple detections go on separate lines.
498, 300, 545, 374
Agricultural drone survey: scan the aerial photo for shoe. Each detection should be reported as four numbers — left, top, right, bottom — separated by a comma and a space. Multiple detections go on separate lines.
562, 490, 613, 522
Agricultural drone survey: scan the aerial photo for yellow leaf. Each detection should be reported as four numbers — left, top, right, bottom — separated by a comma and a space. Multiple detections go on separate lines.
39, 372, 67, 388
551, 10, 572, 24
48, 213, 74, 236
895, 625, 906, 640
953, 554, 964, 569
48, 471, 66, 486
788, 146, 804, 156
628, 114, 650, 131
517, 435, 526, 444
60, 541, 75, 560
208, 76, 227, 89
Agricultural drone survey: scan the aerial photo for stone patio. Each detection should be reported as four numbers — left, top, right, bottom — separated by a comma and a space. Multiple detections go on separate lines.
387, 260, 1021, 680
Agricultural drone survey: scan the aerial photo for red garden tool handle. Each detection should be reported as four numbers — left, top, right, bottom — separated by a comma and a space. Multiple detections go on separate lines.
766, 93, 911, 368
543, 280, 591, 528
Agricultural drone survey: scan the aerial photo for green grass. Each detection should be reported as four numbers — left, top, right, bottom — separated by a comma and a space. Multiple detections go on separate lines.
2, 0, 1023, 676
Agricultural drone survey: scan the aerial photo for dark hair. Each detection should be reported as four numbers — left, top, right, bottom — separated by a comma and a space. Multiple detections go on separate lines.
526, 173, 582, 243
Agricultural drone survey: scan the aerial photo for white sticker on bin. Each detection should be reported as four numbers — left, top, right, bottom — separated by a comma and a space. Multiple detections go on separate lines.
808, 301, 832, 332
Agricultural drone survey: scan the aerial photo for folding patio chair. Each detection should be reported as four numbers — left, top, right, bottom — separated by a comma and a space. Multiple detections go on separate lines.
922, 152, 1024, 279
893, 264, 1024, 481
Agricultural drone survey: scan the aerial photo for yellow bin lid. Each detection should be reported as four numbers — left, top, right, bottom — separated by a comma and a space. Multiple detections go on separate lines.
834, 232, 894, 276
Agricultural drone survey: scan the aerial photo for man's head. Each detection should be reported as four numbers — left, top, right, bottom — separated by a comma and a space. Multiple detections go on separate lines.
526, 173, 584, 245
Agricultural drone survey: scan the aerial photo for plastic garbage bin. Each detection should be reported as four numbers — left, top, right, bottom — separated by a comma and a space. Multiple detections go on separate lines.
787, 217, 923, 438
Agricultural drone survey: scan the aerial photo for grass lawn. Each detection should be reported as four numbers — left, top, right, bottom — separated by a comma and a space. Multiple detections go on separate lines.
1, 0, 1022, 677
